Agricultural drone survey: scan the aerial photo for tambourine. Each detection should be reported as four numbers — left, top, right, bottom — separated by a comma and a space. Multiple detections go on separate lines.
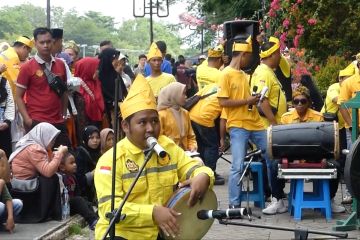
162, 187, 217, 240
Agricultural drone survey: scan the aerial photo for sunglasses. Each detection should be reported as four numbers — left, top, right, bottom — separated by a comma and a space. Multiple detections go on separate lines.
293, 98, 308, 105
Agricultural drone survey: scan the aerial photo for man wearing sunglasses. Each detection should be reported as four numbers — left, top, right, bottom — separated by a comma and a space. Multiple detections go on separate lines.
263, 86, 345, 214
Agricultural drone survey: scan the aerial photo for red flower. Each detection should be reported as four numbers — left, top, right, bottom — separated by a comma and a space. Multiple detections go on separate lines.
282, 19, 290, 29
307, 18, 317, 25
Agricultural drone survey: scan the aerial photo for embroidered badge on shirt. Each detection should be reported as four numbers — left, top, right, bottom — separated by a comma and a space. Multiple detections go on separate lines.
36, 69, 44, 77
125, 159, 139, 173
158, 154, 170, 166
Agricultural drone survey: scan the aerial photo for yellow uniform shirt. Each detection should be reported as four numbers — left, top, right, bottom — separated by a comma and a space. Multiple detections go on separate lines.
146, 73, 176, 97
94, 136, 214, 239
159, 108, 197, 151
189, 84, 221, 127
196, 64, 222, 90
338, 73, 360, 128
281, 108, 324, 124
251, 63, 287, 127
321, 83, 345, 129
0, 47, 21, 95
218, 66, 264, 131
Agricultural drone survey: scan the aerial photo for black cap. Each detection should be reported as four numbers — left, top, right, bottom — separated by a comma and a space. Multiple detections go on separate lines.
51, 28, 63, 39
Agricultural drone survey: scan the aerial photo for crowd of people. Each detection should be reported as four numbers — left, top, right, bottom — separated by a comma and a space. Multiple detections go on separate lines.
0, 24, 357, 239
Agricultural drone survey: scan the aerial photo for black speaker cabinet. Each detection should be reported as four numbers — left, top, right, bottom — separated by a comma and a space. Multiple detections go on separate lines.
223, 20, 260, 73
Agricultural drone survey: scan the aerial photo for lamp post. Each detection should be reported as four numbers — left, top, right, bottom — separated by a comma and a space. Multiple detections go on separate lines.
46, 0, 51, 28
133, 0, 169, 44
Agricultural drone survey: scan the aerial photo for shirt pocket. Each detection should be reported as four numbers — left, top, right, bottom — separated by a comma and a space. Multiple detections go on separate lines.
122, 176, 148, 194
158, 170, 178, 203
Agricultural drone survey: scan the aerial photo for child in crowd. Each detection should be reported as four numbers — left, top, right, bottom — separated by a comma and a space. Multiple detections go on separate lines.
100, 128, 114, 154
59, 151, 98, 230
157, 82, 198, 152
0, 149, 22, 233
75, 126, 101, 203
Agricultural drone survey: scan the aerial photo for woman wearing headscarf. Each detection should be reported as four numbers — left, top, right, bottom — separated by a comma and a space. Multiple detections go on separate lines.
98, 48, 128, 129
157, 82, 197, 151
100, 128, 114, 154
75, 125, 101, 203
9, 122, 68, 222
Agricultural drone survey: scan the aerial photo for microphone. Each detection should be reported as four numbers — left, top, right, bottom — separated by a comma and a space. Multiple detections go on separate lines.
197, 208, 249, 220
245, 149, 264, 159
248, 86, 258, 111
146, 137, 167, 158
257, 86, 269, 107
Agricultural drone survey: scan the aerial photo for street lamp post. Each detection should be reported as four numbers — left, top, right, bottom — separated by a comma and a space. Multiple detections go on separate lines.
46, 0, 51, 28
133, 0, 169, 44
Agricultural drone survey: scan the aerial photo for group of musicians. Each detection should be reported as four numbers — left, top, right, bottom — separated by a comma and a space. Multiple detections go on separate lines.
93, 34, 357, 239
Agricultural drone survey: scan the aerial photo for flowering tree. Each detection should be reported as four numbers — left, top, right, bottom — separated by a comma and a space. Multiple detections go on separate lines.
265, 0, 360, 61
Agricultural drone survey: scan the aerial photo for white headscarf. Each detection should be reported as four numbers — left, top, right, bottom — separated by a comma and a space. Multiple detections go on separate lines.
9, 122, 60, 162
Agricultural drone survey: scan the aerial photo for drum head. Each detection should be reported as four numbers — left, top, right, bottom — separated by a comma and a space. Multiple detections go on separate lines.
163, 187, 217, 240
344, 137, 360, 200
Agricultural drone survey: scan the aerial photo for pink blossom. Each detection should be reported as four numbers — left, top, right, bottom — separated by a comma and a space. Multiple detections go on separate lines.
269, 9, 276, 18
293, 35, 300, 48
296, 24, 305, 35
314, 65, 320, 72
297, 0, 302, 3
270, 0, 281, 11
282, 19, 290, 29
280, 32, 287, 42
266, 22, 270, 29
307, 18, 317, 25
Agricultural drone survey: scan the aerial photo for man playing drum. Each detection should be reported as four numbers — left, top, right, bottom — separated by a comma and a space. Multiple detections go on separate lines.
94, 74, 214, 239
263, 86, 345, 214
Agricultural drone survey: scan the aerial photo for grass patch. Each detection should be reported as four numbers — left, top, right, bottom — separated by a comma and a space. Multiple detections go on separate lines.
69, 223, 82, 236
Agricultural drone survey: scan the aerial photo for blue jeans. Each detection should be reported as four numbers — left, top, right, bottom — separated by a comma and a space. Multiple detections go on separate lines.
228, 127, 270, 206
0, 199, 23, 223
191, 121, 219, 171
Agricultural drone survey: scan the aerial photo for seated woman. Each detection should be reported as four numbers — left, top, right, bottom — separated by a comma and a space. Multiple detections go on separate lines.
157, 82, 197, 152
75, 126, 101, 204
9, 122, 68, 222
100, 128, 114, 154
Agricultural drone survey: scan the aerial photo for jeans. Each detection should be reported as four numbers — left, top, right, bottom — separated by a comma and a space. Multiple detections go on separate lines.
228, 127, 270, 206
0, 199, 23, 223
191, 121, 219, 171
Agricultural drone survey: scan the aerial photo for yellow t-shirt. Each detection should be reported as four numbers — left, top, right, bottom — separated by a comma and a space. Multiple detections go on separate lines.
338, 73, 360, 128
0, 47, 21, 95
189, 84, 221, 127
217, 66, 264, 131
281, 108, 324, 124
146, 72, 176, 97
251, 63, 287, 127
321, 83, 345, 129
196, 64, 222, 90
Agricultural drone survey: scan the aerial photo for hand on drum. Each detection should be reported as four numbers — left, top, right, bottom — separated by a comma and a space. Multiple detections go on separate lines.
153, 205, 181, 238
178, 173, 210, 207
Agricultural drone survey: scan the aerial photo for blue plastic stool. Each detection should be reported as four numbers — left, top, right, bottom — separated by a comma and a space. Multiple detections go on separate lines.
289, 179, 331, 221
240, 161, 265, 208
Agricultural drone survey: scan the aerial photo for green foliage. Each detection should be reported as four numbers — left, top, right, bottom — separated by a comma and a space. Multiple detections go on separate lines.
314, 56, 348, 93
68, 223, 82, 236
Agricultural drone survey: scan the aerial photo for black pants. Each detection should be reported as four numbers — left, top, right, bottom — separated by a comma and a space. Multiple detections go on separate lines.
69, 196, 97, 225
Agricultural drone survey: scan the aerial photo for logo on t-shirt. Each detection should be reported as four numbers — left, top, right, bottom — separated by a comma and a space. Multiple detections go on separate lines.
35, 69, 44, 77
125, 159, 139, 173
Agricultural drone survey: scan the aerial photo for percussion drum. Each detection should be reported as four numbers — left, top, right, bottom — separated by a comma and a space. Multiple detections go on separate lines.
163, 187, 217, 240
267, 121, 339, 161
344, 136, 360, 201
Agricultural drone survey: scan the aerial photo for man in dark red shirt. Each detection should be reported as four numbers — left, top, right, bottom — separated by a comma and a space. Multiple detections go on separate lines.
15, 27, 70, 147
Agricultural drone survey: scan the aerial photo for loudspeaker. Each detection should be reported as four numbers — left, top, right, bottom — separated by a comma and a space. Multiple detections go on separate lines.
223, 20, 260, 73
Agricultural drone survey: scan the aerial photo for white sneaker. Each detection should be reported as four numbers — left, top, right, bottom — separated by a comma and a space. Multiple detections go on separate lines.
331, 200, 345, 213
262, 197, 287, 215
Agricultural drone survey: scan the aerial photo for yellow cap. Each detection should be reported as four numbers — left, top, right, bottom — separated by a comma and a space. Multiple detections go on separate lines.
339, 67, 355, 77
64, 40, 80, 54
293, 85, 310, 99
208, 47, 223, 57
15, 36, 34, 48
147, 42, 163, 60
259, 36, 280, 59
120, 74, 157, 119
232, 36, 252, 52
279, 55, 291, 78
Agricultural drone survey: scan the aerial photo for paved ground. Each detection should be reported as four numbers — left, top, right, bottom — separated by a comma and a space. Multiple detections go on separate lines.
1, 154, 359, 239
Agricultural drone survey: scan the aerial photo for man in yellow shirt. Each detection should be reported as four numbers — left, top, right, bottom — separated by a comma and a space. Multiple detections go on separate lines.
251, 37, 287, 127
146, 42, 176, 97
218, 36, 270, 208
189, 83, 225, 185
94, 74, 214, 239
0, 36, 34, 95
196, 46, 223, 90
264, 86, 345, 214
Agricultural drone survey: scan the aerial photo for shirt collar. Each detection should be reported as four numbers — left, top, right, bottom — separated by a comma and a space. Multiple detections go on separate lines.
34, 53, 55, 64
123, 137, 144, 155
292, 108, 311, 122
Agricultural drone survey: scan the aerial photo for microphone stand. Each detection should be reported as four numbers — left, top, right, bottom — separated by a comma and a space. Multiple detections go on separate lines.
102, 145, 156, 240
237, 152, 261, 221
218, 219, 348, 240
